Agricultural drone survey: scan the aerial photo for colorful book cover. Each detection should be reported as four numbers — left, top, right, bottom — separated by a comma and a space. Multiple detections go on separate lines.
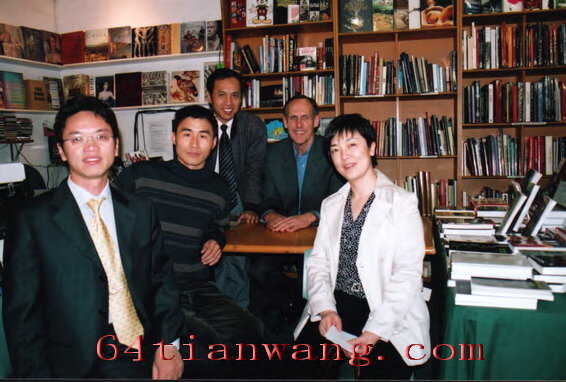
259, 84, 283, 107
115, 72, 142, 107
21, 27, 45, 62
95, 76, 115, 107
297, 46, 318, 70
373, 0, 394, 31
61, 31, 85, 64
0, 24, 25, 59
43, 76, 64, 110
132, 26, 158, 57
264, 119, 289, 142
41, 31, 62, 64
247, 0, 274, 26
180, 22, 205, 53
502, 0, 523, 11
108, 26, 132, 59
62, 74, 90, 103
206, 20, 222, 52
141, 71, 168, 105
157, 24, 172, 55
85, 29, 109, 62
275, 0, 298, 24
230, 0, 247, 27
421, 0, 453, 27
169, 70, 200, 103
394, 0, 409, 29
0, 71, 26, 109
24, 79, 49, 110
339, 0, 373, 32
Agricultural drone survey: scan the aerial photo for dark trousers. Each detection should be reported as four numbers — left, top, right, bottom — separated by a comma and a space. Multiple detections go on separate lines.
179, 281, 265, 378
296, 290, 414, 380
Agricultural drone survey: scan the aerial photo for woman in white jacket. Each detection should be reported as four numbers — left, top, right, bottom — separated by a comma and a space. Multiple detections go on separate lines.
294, 114, 430, 379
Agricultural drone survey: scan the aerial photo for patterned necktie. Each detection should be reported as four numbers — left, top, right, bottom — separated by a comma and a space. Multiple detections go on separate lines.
87, 198, 144, 348
219, 124, 238, 209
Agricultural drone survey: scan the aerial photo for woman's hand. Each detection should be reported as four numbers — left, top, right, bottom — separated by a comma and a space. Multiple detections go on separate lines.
318, 310, 342, 336
346, 331, 380, 357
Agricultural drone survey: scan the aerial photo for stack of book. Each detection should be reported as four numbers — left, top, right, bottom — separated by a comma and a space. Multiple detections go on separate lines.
527, 251, 566, 293
451, 251, 533, 280
438, 217, 496, 236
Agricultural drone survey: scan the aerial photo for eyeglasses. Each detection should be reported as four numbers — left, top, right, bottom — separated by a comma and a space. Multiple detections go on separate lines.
62, 134, 114, 146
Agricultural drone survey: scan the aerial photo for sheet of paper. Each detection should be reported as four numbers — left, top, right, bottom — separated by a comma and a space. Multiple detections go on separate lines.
145, 122, 173, 160
324, 326, 357, 352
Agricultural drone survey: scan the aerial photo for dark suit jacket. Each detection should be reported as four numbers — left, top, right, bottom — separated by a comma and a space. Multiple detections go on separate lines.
2, 181, 185, 378
206, 111, 267, 213
260, 135, 344, 218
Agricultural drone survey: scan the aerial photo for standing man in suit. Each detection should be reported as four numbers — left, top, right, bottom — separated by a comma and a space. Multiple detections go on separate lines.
260, 94, 344, 231
205, 68, 267, 309
2, 97, 185, 379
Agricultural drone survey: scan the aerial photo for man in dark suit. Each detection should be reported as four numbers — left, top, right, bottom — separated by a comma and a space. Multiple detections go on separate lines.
205, 68, 267, 308
260, 95, 344, 232
2, 97, 185, 378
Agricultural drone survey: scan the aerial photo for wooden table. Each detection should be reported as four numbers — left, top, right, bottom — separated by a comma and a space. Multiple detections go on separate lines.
224, 217, 435, 255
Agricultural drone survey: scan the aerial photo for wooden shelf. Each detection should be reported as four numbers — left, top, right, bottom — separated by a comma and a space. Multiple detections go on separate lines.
0, 138, 33, 144
243, 104, 335, 112
0, 108, 57, 114
463, 65, 566, 77
225, 20, 333, 36
377, 155, 457, 159
241, 69, 334, 78
340, 92, 457, 101
463, 121, 566, 128
338, 26, 457, 40
462, 175, 524, 179
462, 8, 566, 23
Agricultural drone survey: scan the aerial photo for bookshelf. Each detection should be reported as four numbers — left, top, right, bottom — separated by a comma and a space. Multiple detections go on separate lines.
458, 6, 566, 202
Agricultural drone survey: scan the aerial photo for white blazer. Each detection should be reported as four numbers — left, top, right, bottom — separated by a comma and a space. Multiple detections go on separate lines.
294, 170, 431, 366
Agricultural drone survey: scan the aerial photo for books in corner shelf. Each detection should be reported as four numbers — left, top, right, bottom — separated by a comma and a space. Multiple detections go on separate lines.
246, 0, 274, 27
24, 79, 49, 110
108, 26, 132, 60
132, 26, 158, 57
85, 29, 109, 62
455, 280, 538, 310
95, 76, 116, 108
420, 0, 453, 28
62, 74, 90, 104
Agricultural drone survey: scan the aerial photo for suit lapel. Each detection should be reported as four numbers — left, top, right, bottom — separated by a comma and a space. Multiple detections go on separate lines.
50, 182, 102, 269
282, 140, 299, 209
110, 186, 136, 281
301, 137, 323, 208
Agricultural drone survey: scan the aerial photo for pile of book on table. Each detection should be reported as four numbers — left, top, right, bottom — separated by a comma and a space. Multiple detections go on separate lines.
436, 162, 566, 310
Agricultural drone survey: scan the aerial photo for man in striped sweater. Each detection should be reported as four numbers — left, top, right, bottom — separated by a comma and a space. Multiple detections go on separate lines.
113, 105, 263, 377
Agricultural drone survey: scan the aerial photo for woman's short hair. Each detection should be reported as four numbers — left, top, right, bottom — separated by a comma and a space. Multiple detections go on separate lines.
323, 113, 377, 167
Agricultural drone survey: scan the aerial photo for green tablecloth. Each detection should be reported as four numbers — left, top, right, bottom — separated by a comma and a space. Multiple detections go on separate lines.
440, 288, 566, 380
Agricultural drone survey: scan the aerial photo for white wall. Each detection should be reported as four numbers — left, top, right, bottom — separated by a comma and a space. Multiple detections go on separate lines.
0, 0, 222, 187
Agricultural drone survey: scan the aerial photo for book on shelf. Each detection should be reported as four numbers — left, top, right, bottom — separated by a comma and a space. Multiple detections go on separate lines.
533, 272, 566, 284
0, 24, 26, 59
0, 71, 26, 109
511, 236, 566, 252
523, 195, 558, 236
274, 0, 298, 24
169, 70, 200, 103
496, 182, 527, 235
241, 44, 261, 73
85, 28, 109, 62
170, 23, 181, 55
320, 0, 332, 19
264, 118, 289, 142
502, 0, 524, 11
448, 240, 514, 254
141, 71, 168, 106
308, 0, 321, 21
297, 47, 318, 70
455, 280, 538, 310
205, 20, 222, 52
95, 76, 115, 108
420, 0, 453, 28
480, 0, 502, 12
61, 31, 85, 64
230, 0, 247, 27
299, 0, 310, 21
42, 31, 62, 65
393, 0, 409, 29
288, 4, 301, 22
339, 0, 373, 33
247, 0, 274, 26
23, 80, 49, 110
115, 72, 142, 107
155, 24, 172, 56
62, 74, 90, 103
20, 26, 45, 62
259, 84, 284, 107
434, 208, 476, 219
451, 251, 533, 280
43, 77, 64, 110
373, 0, 394, 31
527, 251, 566, 275
108, 26, 132, 60
470, 276, 553, 301
132, 26, 158, 57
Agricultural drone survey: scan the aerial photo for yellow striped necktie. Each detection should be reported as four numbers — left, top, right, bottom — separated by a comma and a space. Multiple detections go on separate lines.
87, 197, 144, 348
